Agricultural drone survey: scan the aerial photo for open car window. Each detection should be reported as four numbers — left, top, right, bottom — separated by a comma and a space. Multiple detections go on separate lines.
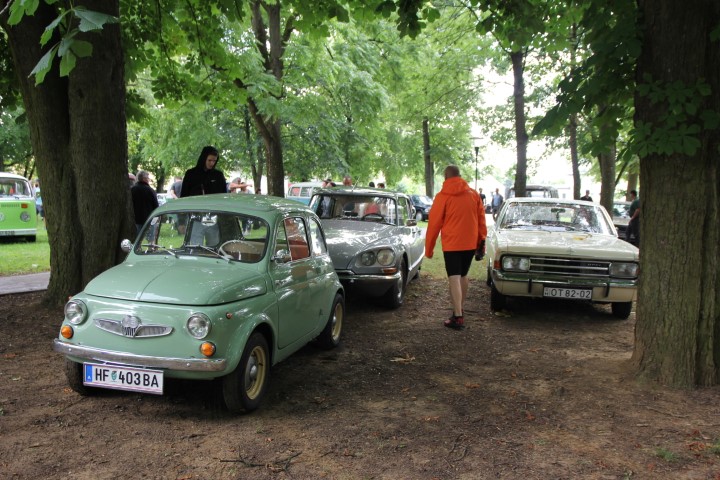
134, 211, 269, 263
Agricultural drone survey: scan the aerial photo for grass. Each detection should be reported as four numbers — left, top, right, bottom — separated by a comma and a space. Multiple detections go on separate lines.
0, 220, 489, 281
0, 225, 50, 275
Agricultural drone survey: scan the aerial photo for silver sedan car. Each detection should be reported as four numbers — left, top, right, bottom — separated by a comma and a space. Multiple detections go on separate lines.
309, 187, 425, 309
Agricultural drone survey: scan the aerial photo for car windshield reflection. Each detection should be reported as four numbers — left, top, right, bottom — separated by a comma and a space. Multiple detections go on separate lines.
311, 194, 397, 224
500, 202, 614, 235
135, 211, 269, 262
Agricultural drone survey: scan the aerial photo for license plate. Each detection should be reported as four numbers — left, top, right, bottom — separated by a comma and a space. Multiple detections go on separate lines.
83, 363, 163, 394
543, 287, 592, 300
0, 231, 16, 236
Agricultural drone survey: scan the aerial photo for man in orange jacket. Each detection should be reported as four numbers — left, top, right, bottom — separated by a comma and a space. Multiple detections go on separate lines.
425, 165, 487, 329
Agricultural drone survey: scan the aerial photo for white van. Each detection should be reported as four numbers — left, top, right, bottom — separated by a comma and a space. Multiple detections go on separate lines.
286, 181, 323, 205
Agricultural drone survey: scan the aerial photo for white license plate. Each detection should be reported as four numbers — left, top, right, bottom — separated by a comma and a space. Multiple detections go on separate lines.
83, 363, 163, 394
543, 287, 592, 300
0, 231, 16, 236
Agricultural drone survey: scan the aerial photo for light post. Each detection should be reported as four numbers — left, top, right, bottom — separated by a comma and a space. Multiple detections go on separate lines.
474, 146, 479, 191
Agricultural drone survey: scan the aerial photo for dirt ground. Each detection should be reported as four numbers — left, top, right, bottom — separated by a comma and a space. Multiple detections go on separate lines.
1, 276, 720, 480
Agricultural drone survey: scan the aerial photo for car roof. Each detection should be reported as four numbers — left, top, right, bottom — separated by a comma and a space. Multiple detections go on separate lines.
0, 172, 30, 181
506, 197, 596, 207
313, 186, 408, 198
154, 193, 315, 217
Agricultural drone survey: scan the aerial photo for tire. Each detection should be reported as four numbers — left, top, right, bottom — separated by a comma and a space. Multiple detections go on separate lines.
383, 257, 407, 309
222, 332, 270, 413
65, 359, 95, 396
316, 293, 344, 349
611, 301, 633, 320
27, 235, 36, 243
490, 283, 506, 311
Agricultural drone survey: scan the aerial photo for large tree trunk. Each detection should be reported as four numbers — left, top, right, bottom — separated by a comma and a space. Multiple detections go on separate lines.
422, 117, 434, 197
3, 0, 133, 306
631, 0, 720, 386
568, 114, 581, 199
511, 50, 528, 197
625, 172, 638, 200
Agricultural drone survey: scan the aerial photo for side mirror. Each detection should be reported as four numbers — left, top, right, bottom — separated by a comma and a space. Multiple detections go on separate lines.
120, 239, 133, 253
272, 249, 292, 264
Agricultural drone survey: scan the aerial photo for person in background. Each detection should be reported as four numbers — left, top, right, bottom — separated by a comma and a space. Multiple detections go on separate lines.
343, 176, 353, 186
168, 176, 183, 199
322, 178, 335, 187
180, 146, 226, 197
580, 189, 593, 201
478, 188, 486, 205
369, 181, 376, 188
491, 188, 504, 221
627, 190, 640, 244
131, 170, 159, 236
377, 182, 385, 188
425, 165, 487, 330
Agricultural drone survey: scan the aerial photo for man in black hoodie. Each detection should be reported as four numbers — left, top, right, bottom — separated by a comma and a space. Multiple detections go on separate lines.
180, 146, 227, 197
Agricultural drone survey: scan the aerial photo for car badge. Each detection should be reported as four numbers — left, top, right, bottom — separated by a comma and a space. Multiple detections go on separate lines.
121, 315, 141, 337
0, 213, 5, 221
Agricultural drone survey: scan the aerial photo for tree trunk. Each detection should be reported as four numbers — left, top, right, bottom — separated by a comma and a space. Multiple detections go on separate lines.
568, 114, 581, 199
3, 0, 133, 306
422, 117, 434, 197
626, 172, 638, 200
597, 138, 616, 213
631, 0, 720, 386
511, 50, 528, 197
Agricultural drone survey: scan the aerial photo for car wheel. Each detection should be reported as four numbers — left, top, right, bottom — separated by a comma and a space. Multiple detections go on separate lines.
611, 301, 633, 320
222, 332, 270, 413
316, 293, 344, 349
65, 359, 95, 396
490, 283, 506, 311
26, 235, 36, 243
415, 211, 423, 221
383, 257, 407, 309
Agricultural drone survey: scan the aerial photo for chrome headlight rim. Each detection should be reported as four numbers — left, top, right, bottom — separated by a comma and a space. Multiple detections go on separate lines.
609, 262, 639, 279
187, 313, 212, 339
376, 248, 395, 266
501, 255, 531, 272
359, 251, 376, 266
64, 299, 88, 325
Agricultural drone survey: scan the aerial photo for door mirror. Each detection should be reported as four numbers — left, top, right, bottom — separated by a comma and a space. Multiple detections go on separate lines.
272, 249, 292, 264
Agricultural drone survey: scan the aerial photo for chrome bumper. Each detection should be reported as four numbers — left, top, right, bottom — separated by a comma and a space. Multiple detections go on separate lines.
491, 270, 637, 301
336, 270, 401, 284
53, 339, 227, 372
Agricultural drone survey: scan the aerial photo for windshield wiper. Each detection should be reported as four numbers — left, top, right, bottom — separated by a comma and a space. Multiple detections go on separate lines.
140, 243, 179, 258
185, 244, 231, 262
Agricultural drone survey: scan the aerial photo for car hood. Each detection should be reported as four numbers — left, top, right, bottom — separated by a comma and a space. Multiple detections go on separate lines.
321, 219, 395, 269
495, 230, 638, 261
84, 258, 267, 305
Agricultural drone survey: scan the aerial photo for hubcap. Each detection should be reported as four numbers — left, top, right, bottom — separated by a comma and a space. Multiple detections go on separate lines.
245, 347, 266, 399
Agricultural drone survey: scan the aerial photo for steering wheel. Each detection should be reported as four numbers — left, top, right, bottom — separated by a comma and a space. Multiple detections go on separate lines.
219, 240, 254, 259
361, 213, 385, 222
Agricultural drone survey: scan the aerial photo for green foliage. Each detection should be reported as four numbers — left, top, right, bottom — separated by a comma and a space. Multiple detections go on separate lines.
0, 107, 33, 173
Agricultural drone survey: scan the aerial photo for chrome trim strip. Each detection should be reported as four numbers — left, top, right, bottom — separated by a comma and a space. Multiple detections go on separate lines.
493, 270, 637, 288
336, 271, 402, 283
52, 339, 226, 372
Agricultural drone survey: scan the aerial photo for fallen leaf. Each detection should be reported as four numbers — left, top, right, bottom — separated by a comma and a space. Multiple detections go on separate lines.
465, 382, 481, 389
390, 353, 415, 363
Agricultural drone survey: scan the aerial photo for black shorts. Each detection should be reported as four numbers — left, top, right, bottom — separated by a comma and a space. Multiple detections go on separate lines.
443, 250, 475, 277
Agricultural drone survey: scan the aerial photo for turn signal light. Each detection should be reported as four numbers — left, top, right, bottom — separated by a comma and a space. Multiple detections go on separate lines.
60, 325, 74, 339
381, 268, 398, 275
200, 342, 216, 357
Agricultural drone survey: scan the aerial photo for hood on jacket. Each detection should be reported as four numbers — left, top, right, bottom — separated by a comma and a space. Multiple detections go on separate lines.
440, 176, 473, 196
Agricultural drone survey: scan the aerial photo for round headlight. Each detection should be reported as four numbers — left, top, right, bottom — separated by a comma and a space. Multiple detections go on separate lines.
20, 212, 31, 222
376, 249, 395, 266
187, 313, 212, 339
64, 300, 87, 325
360, 251, 376, 266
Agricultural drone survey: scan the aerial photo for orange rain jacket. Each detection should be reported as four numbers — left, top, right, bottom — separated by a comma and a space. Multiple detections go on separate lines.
425, 176, 487, 257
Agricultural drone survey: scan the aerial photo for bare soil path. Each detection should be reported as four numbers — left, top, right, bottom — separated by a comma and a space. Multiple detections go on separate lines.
1, 277, 719, 479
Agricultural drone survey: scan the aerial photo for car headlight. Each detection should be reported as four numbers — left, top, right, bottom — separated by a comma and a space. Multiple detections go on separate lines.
376, 249, 395, 266
187, 313, 212, 339
20, 212, 31, 222
64, 300, 87, 325
609, 262, 639, 278
360, 251, 376, 266
502, 256, 530, 272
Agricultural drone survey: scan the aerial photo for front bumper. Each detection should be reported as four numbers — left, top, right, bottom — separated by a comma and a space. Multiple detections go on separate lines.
53, 339, 227, 372
336, 270, 401, 297
491, 270, 637, 302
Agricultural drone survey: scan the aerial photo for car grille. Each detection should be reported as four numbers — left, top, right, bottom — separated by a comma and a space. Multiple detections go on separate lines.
94, 318, 174, 338
528, 256, 610, 278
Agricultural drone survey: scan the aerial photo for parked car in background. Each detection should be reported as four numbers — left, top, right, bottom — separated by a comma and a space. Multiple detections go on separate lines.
612, 200, 631, 239
0, 172, 37, 242
54, 194, 344, 413
409, 194, 433, 221
506, 184, 559, 199
309, 187, 424, 309
486, 198, 639, 319
286, 181, 323, 205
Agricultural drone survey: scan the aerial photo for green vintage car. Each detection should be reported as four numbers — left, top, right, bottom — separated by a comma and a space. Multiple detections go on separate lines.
53, 194, 344, 413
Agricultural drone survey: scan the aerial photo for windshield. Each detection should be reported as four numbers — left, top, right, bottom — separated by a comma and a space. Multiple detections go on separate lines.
613, 203, 631, 218
499, 202, 614, 234
310, 194, 397, 224
0, 178, 32, 197
134, 211, 269, 263
413, 195, 433, 206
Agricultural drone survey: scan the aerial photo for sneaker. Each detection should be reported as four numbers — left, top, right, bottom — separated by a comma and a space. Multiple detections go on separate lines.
443, 315, 465, 330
